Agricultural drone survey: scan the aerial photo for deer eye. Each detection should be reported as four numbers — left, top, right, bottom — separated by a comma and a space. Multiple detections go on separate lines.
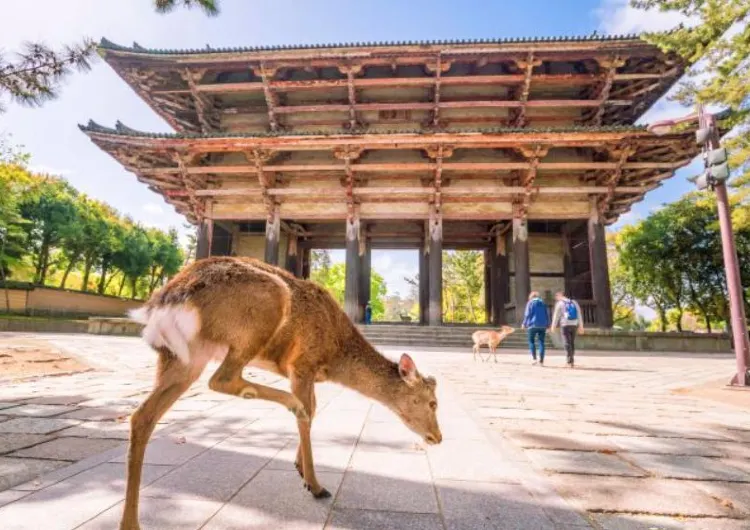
429, 401, 437, 410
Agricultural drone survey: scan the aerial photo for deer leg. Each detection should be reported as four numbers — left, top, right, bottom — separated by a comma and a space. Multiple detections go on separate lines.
472, 343, 479, 361
208, 353, 308, 420
290, 373, 330, 499
295, 388, 316, 478
120, 349, 205, 530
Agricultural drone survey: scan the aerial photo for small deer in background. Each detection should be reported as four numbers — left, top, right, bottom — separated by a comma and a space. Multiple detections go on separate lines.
121, 257, 442, 530
472, 326, 515, 362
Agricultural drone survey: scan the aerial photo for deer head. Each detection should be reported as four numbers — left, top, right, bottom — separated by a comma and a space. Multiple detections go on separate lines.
389, 354, 442, 445
499, 325, 515, 336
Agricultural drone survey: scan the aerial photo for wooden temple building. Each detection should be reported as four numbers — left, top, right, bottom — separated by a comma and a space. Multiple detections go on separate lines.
81, 34, 701, 327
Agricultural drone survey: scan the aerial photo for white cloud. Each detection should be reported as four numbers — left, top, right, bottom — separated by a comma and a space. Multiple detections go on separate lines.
595, 0, 688, 35
142, 202, 165, 215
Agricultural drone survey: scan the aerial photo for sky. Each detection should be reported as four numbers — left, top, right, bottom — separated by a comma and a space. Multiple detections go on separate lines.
1, 0, 694, 298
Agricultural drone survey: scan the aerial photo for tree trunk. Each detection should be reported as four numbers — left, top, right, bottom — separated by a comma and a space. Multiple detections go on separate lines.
60, 256, 78, 289
36, 238, 51, 285
97, 261, 110, 294
118, 275, 127, 297
130, 277, 138, 300
81, 256, 93, 292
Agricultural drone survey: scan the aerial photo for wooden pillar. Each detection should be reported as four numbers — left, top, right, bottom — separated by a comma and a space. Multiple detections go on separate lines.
195, 219, 211, 260
492, 232, 509, 325
484, 249, 492, 324
264, 205, 280, 265
562, 222, 574, 297
588, 201, 614, 328
419, 226, 430, 325
286, 235, 299, 277
359, 234, 371, 322
301, 247, 311, 280
428, 208, 443, 326
513, 217, 530, 324
344, 216, 361, 322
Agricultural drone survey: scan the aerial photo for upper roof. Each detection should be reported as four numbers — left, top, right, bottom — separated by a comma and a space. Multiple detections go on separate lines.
96, 33, 686, 135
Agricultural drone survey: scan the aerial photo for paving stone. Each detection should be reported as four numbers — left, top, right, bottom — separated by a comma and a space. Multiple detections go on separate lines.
478, 407, 557, 420
110, 437, 209, 466
548, 475, 731, 517
504, 430, 617, 452
337, 450, 437, 513
1, 404, 78, 418
0, 462, 171, 530
58, 420, 131, 439
24, 395, 91, 405
437, 479, 558, 530
526, 449, 646, 477
0, 403, 19, 411
0, 417, 80, 434
427, 439, 522, 484
592, 513, 750, 530
0, 489, 28, 508
608, 435, 725, 457
60, 406, 134, 421
692, 481, 750, 515
328, 508, 443, 530
143, 443, 275, 501
10, 437, 122, 461
79, 497, 222, 530
621, 454, 750, 482
0, 457, 69, 490
0, 433, 52, 454
202, 469, 342, 530
356, 421, 426, 453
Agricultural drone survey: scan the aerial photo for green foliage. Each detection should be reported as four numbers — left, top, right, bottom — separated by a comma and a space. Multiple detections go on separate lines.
613, 191, 750, 332
0, 142, 184, 300
154, 0, 220, 15
442, 250, 487, 324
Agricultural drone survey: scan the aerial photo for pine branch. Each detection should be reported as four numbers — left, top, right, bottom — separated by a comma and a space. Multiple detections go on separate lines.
153, 0, 220, 16
0, 40, 97, 112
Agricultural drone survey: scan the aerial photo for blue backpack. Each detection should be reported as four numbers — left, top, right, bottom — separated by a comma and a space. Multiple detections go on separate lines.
564, 299, 578, 320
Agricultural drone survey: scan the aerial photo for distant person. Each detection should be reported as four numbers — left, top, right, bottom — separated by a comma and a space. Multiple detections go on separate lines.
364, 302, 372, 325
551, 291, 584, 368
521, 291, 549, 366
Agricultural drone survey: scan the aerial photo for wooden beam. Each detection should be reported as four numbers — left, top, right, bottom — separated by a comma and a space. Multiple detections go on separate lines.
182, 68, 218, 133
153, 71, 673, 95
590, 56, 626, 125
144, 160, 687, 177
259, 63, 279, 131
512, 216, 530, 323
513, 53, 542, 127
428, 205, 442, 325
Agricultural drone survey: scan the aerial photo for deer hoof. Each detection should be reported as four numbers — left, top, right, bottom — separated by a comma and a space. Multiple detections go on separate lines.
304, 483, 331, 499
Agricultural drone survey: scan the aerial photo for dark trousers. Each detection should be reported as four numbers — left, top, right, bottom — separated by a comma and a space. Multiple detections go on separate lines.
527, 327, 546, 362
561, 325, 578, 364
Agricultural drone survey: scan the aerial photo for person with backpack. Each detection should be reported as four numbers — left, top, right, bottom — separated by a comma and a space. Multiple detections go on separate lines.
551, 291, 585, 368
521, 291, 549, 366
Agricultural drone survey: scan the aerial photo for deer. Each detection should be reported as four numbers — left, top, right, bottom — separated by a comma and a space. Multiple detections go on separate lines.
120, 256, 442, 530
472, 325, 515, 362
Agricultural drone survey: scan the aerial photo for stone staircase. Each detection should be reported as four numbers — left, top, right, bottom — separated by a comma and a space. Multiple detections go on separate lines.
357, 324, 556, 350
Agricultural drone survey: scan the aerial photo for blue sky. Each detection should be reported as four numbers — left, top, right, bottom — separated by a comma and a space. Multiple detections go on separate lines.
1, 0, 692, 296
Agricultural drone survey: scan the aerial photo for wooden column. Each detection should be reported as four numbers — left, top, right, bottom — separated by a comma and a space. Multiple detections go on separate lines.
419, 224, 430, 325
428, 208, 443, 326
195, 219, 211, 260
562, 222, 574, 296
484, 249, 492, 324
286, 235, 299, 277
588, 200, 614, 328
492, 232, 509, 325
344, 216, 361, 322
513, 217, 530, 324
359, 234, 371, 322
301, 247, 311, 280
264, 205, 280, 265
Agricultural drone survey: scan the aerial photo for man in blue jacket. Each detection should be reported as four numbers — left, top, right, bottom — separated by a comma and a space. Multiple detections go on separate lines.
522, 291, 549, 366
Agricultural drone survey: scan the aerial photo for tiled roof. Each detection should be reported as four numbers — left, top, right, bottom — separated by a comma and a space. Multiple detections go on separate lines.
79, 120, 648, 138
98, 33, 649, 55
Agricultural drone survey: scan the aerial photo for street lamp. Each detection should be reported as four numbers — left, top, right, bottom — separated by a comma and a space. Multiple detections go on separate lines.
649, 107, 750, 387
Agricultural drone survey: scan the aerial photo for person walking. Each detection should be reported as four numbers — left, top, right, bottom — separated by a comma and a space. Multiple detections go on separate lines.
551, 291, 584, 368
364, 302, 372, 325
521, 291, 549, 366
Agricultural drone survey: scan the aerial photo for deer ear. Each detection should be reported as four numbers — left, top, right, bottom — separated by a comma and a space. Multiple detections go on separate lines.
398, 353, 419, 386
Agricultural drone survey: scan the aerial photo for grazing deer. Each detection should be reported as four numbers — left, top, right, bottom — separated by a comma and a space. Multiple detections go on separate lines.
121, 257, 442, 530
472, 326, 515, 362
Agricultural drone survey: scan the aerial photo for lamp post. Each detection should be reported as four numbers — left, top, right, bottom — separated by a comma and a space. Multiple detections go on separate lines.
648, 107, 749, 386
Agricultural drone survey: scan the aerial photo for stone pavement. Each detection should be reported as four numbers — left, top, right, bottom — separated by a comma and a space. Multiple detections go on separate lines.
0, 334, 586, 529
426, 347, 750, 529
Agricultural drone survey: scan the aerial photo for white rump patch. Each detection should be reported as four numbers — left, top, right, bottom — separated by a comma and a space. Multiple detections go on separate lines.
135, 305, 201, 364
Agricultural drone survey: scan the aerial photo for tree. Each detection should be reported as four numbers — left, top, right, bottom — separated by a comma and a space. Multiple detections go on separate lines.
633, 1, 750, 190
0, 139, 31, 279
442, 250, 486, 323
112, 224, 153, 299
146, 228, 183, 295
0, 1, 220, 111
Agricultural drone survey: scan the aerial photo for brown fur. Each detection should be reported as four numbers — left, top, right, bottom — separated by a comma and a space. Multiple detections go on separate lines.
120, 257, 441, 530
472, 326, 515, 362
